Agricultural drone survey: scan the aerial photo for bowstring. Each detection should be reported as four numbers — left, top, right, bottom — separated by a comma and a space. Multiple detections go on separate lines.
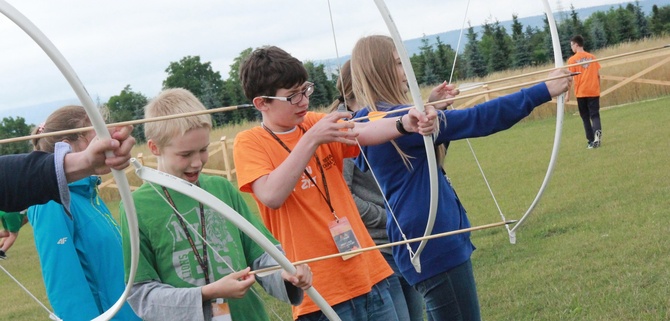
0, 263, 62, 320
144, 181, 287, 321
446, 0, 511, 228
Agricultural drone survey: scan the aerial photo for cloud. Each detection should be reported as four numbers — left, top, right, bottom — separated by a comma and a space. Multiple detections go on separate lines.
0, 0, 629, 115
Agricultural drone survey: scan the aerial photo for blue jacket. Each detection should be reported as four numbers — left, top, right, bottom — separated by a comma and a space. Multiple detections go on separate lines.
356, 83, 552, 285
28, 176, 140, 320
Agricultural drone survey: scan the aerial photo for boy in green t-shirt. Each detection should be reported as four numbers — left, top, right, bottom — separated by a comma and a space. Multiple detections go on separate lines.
0, 210, 27, 259
119, 88, 312, 321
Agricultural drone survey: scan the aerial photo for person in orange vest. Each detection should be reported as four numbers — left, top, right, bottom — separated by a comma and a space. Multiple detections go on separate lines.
567, 35, 603, 149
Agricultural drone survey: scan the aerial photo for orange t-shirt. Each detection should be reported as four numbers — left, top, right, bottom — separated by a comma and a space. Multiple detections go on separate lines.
568, 51, 601, 98
233, 112, 393, 319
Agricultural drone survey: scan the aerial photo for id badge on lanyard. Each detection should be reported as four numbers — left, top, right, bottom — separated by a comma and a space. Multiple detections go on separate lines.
329, 216, 362, 260
211, 298, 232, 321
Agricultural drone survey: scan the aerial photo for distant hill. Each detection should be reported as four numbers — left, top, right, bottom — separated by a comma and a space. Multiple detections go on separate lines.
0, 98, 80, 126
2, 0, 668, 124
318, 0, 668, 68
403, 0, 667, 54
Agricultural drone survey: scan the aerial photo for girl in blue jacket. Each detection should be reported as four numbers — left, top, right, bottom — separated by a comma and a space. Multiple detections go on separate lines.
350, 35, 571, 321
27, 105, 140, 321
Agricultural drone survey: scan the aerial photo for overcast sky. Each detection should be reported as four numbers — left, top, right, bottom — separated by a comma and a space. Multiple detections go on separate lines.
0, 0, 635, 120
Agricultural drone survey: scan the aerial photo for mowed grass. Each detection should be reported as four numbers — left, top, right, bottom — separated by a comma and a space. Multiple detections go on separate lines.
1, 97, 668, 320
446, 97, 670, 320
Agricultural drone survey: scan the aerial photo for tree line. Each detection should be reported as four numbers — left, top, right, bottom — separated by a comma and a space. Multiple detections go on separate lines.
2, 2, 670, 153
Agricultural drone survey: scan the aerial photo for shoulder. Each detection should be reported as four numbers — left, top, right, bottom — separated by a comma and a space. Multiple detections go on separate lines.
234, 126, 266, 147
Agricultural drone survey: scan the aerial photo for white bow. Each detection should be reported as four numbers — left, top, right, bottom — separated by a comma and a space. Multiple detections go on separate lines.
0, 2, 140, 320
131, 161, 342, 321
507, 0, 566, 243
372, 0, 440, 273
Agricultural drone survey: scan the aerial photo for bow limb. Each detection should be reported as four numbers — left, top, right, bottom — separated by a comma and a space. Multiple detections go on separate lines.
0, 2, 140, 320
508, 0, 565, 243
131, 161, 342, 321
372, 0, 439, 273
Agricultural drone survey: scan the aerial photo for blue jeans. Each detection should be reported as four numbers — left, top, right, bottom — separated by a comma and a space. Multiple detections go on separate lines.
297, 278, 398, 321
414, 259, 481, 321
383, 253, 425, 321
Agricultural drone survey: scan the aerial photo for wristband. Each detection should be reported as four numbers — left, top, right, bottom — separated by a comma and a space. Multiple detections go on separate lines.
395, 115, 411, 135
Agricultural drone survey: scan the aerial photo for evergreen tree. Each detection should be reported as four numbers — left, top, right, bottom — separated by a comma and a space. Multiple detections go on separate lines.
418, 37, 440, 85
588, 16, 608, 50
542, 15, 556, 62
478, 21, 495, 73
435, 37, 457, 82
527, 25, 549, 65
511, 14, 531, 68
633, 1, 650, 39
558, 19, 576, 59
569, 5, 587, 44
304, 61, 336, 108
410, 53, 425, 85
649, 4, 670, 36
615, 5, 637, 42
585, 11, 615, 47
489, 21, 511, 72
463, 24, 487, 78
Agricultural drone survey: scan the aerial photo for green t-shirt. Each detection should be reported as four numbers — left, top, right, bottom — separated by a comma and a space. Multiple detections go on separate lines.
0, 210, 26, 233
120, 174, 277, 321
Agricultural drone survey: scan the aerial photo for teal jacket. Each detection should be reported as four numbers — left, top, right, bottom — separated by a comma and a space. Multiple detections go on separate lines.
28, 176, 140, 321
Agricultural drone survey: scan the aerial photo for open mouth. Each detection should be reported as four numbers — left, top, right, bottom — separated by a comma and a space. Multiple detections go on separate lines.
184, 171, 200, 182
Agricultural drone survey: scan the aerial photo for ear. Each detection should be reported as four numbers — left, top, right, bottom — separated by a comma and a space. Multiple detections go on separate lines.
147, 139, 161, 156
252, 96, 270, 112
61, 139, 79, 152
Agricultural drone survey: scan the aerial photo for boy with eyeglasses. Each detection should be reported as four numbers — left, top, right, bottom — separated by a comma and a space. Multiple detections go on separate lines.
233, 46, 436, 321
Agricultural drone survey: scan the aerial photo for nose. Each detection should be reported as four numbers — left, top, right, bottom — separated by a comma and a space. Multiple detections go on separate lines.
190, 155, 203, 169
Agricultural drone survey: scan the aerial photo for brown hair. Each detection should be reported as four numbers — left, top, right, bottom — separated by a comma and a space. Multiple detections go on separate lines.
239, 46, 308, 100
570, 35, 585, 47
32, 105, 91, 153
328, 60, 357, 112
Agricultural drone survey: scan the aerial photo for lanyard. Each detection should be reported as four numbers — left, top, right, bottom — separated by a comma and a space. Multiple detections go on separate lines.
261, 124, 338, 220
161, 186, 210, 284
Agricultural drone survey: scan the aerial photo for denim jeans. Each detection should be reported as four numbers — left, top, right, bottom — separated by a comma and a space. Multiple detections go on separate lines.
382, 252, 425, 321
297, 278, 398, 321
414, 259, 481, 321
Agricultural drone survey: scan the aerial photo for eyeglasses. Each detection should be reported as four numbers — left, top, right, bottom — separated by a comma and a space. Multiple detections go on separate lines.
261, 82, 315, 105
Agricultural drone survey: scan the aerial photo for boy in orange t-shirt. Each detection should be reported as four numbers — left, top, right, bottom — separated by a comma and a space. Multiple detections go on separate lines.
233, 46, 436, 320
568, 35, 603, 149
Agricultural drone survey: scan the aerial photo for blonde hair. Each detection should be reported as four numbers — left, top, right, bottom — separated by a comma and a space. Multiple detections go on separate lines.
351, 35, 410, 113
32, 105, 91, 153
351, 35, 416, 168
144, 88, 212, 148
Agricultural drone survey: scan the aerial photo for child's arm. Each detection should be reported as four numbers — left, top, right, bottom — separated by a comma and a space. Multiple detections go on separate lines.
201, 268, 256, 301
251, 111, 357, 208
353, 105, 438, 146
253, 250, 310, 306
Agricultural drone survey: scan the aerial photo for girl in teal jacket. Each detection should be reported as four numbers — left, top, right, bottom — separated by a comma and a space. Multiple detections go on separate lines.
27, 105, 140, 320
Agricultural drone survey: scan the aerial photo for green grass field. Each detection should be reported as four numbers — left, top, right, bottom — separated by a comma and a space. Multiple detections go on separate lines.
1, 97, 668, 320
